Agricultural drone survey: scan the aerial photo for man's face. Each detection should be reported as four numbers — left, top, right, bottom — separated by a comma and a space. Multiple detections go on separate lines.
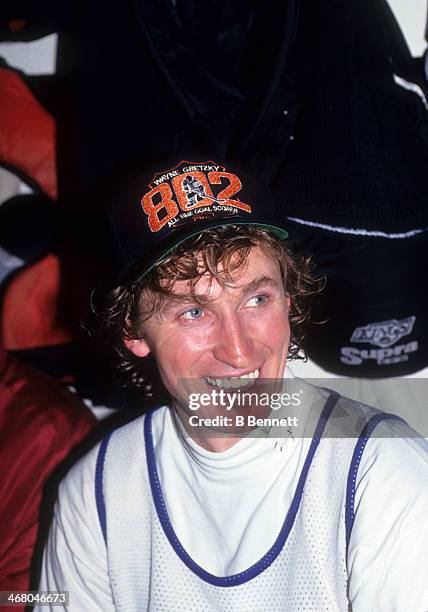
126, 244, 291, 411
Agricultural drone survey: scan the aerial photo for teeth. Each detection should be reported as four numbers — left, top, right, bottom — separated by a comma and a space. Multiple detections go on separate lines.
203, 369, 260, 389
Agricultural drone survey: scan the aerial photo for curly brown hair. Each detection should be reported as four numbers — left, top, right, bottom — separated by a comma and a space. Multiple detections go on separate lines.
90, 225, 324, 390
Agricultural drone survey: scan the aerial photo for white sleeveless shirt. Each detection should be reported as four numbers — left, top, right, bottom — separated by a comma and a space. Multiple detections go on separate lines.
96, 385, 404, 611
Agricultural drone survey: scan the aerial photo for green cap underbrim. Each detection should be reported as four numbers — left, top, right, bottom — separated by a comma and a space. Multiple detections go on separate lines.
131, 220, 288, 284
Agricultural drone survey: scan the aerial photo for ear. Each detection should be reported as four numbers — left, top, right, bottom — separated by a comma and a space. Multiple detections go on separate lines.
124, 337, 151, 358
285, 293, 291, 312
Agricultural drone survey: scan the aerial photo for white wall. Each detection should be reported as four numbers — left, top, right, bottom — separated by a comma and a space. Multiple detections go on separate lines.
387, 0, 427, 55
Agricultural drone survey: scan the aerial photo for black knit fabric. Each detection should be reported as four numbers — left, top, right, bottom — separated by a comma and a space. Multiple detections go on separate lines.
273, 0, 428, 233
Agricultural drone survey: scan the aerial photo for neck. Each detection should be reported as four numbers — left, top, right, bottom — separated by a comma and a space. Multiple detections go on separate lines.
173, 402, 245, 453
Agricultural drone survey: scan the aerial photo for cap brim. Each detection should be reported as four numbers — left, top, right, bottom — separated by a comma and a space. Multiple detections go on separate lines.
123, 218, 288, 284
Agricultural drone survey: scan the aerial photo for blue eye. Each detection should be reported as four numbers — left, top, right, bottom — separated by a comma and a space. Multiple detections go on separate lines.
181, 307, 204, 320
248, 295, 268, 306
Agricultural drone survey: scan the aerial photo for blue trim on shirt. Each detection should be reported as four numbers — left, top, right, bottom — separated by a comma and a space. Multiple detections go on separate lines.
345, 413, 405, 549
144, 391, 340, 587
95, 432, 113, 545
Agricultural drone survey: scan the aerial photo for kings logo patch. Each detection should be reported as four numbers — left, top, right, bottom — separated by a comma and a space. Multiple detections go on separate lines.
350, 316, 416, 348
340, 316, 418, 366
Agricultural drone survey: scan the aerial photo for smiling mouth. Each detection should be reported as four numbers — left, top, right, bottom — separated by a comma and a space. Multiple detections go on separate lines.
202, 368, 260, 390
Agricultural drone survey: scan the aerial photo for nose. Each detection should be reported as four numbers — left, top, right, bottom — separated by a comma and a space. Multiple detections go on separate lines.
213, 312, 254, 370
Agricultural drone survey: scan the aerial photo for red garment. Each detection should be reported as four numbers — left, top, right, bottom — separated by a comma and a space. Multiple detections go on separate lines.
0, 347, 96, 605
0, 254, 72, 350
0, 66, 56, 198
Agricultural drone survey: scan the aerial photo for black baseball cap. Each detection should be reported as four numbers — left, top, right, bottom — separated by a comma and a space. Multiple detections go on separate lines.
106, 159, 288, 284
291, 225, 428, 377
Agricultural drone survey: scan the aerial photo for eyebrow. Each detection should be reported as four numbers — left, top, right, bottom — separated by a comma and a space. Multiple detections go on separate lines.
241, 276, 279, 294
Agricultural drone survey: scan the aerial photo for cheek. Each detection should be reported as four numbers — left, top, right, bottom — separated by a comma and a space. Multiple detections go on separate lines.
260, 308, 291, 361
151, 330, 207, 377
273, 318, 291, 352
151, 348, 183, 396
256, 304, 290, 339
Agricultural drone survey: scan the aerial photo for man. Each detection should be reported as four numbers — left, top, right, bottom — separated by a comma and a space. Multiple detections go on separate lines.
37, 160, 428, 611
